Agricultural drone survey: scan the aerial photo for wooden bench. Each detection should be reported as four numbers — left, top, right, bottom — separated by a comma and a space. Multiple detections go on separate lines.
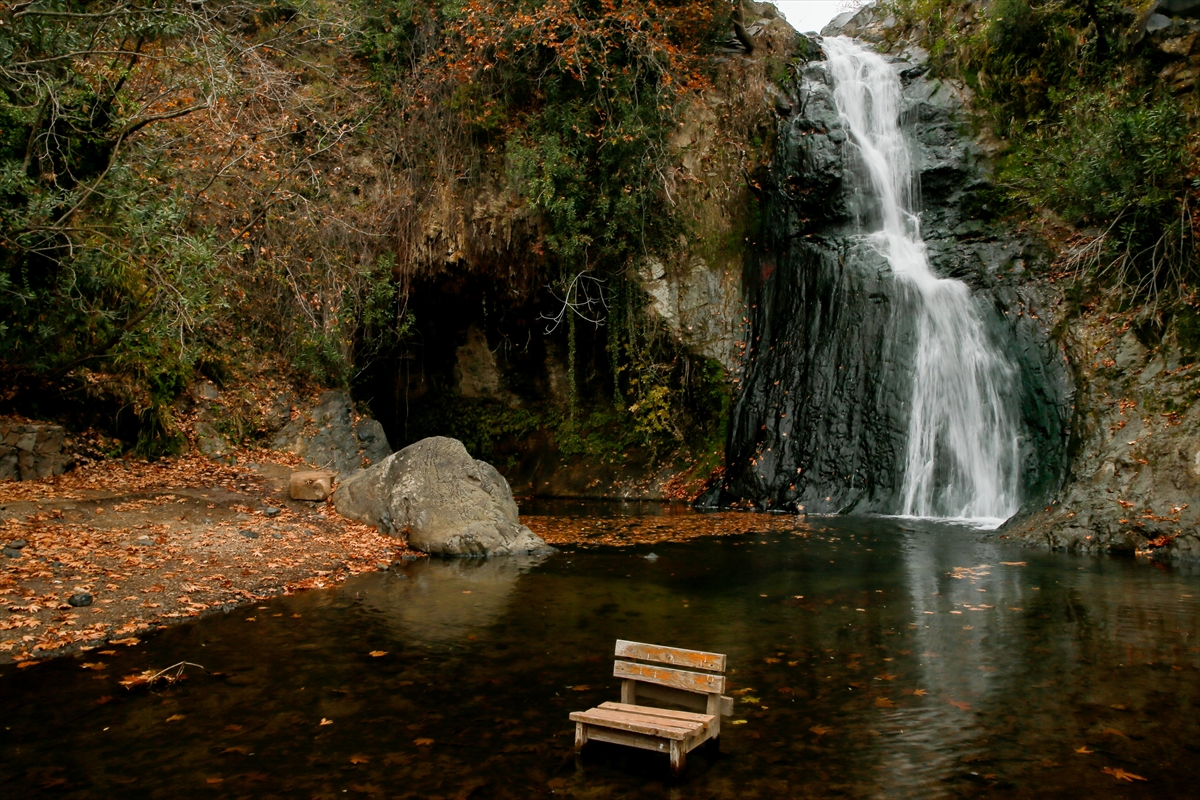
570, 640, 733, 775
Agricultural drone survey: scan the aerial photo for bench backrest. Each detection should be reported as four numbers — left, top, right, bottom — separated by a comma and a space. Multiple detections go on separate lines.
613, 639, 731, 716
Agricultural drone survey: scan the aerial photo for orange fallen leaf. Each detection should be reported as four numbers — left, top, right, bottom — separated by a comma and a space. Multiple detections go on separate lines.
875, 697, 895, 708
222, 745, 251, 755
948, 700, 971, 711
414, 738, 434, 746
166, 714, 186, 722
319, 718, 333, 726
97, 650, 117, 656
1075, 746, 1093, 754
81, 662, 107, 670
206, 777, 224, 785
16, 660, 39, 669
809, 725, 832, 736
368, 650, 388, 657
912, 689, 927, 696
571, 685, 591, 691
349, 754, 370, 764
1100, 727, 1129, 739
1101, 766, 1146, 782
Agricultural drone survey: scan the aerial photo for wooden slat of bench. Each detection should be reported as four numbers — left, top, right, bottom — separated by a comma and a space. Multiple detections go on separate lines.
569, 708, 704, 740
597, 702, 714, 724
615, 640, 727, 673
614, 659, 727, 695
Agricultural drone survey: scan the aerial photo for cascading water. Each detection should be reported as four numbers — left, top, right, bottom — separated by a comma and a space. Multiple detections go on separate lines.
822, 37, 1020, 523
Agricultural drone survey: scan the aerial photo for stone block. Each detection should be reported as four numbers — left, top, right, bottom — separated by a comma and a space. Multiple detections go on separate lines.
289, 470, 335, 501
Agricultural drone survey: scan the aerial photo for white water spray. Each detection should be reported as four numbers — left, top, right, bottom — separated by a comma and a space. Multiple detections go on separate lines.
822, 37, 1020, 524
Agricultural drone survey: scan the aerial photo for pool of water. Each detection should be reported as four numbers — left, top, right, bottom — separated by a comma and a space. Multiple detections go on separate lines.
2, 512, 1197, 798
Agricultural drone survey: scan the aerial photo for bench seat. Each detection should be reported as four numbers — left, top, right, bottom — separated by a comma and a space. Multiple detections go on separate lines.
570, 641, 731, 775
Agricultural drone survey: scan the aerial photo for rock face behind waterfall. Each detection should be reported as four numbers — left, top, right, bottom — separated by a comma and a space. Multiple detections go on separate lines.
334, 436, 552, 556
708, 37, 1073, 516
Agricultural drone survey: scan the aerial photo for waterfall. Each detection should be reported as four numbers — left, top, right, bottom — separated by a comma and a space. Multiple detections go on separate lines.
822, 37, 1020, 524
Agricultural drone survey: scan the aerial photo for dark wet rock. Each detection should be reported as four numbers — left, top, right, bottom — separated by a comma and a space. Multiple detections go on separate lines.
334, 436, 553, 557
263, 506, 282, 517
2, 547, 22, 559
708, 42, 1071, 515
68, 592, 93, 607
237, 529, 259, 539
7, 539, 27, 549
270, 391, 392, 478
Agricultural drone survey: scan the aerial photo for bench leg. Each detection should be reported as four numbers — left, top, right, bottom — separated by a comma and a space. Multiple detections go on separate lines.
574, 722, 588, 753
669, 740, 685, 776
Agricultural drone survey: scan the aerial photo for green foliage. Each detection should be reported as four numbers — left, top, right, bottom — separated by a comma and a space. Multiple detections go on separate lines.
406, 397, 542, 464
0, 1, 231, 443
887, 0, 1198, 301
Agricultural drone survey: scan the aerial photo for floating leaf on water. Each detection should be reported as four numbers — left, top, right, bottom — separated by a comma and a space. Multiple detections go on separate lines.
349, 754, 370, 764
368, 650, 388, 657
809, 725, 831, 736
414, 738, 434, 746
165, 714, 185, 722
874, 697, 895, 708
319, 718, 333, 726
1101, 766, 1146, 782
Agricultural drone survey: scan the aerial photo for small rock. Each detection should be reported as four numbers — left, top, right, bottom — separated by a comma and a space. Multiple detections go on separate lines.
68, 592, 93, 607
135, 537, 154, 546
289, 470, 334, 502
263, 506, 282, 518
237, 529, 259, 539
644, 552, 659, 561
3, 547, 22, 558
7, 539, 27, 549
271, 533, 283, 539
376, 562, 389, 571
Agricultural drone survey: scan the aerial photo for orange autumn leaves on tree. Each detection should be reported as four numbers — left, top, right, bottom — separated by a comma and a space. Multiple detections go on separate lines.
414, 0, 733, 114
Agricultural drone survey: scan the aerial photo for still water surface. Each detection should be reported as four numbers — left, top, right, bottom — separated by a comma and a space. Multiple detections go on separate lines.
2, 509, 1197, 798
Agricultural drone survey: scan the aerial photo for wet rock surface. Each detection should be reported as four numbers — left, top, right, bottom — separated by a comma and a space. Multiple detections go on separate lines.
334, 436, 553, 556
708, 40, 1072, 515
1001, 318, 1200, 561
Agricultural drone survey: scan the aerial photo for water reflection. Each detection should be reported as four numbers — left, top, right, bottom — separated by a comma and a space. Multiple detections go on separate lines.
360, 554, 549, 645
0, 512, 1196, 798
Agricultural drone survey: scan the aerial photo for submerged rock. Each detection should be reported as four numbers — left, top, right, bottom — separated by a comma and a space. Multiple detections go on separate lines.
333, 436, 552, 557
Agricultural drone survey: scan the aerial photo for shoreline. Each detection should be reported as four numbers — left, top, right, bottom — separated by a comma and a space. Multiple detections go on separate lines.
0, 452, 423, 666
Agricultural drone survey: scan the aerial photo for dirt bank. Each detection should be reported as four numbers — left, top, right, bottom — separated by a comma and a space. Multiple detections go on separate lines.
0, 453, 422, 666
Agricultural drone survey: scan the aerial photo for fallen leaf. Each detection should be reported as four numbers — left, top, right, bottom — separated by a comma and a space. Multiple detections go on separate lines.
349, 754, 370, 764
81, 662, 107, 670
97, 650, 117, 656
16, 660, 39, 669
166, 714, 186, 722
206, 778, 224, 785
1075, 746, 1093, 754
1101, 766, 1146, 782
875, 697, 895, 708
1100, 727, 1128, 738
912, 689, 927, 696
948, 700, 971, 711
222, 746, 251, 755
414, 738, 434, 746
571, 685, 591, 691
319, 718, 333, 726
809, 725, 831, 736
368, 650, 388, 657
729, 720, 748, 725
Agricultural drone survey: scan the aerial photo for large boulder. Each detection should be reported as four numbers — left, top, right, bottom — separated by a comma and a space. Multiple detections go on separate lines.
333, 436, 552, 556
